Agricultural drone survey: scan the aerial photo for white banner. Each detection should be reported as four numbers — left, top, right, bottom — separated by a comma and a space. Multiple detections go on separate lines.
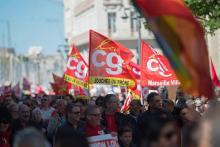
87, 134, 119, 147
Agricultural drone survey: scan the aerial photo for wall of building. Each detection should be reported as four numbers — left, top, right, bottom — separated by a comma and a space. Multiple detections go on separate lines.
63, 0, 158, 63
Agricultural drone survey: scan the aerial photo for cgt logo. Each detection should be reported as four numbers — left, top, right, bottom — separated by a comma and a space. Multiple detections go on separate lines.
146, 58, 172, 78
132, 66, 141, 77
67, 56, 88, 79
91, 50, 124, 75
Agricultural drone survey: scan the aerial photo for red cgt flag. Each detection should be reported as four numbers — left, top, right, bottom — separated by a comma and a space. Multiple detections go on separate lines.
64, 44, 89, 89
89, 30, 135, 88
141, 41, 180, 87
126, 62, 141, 99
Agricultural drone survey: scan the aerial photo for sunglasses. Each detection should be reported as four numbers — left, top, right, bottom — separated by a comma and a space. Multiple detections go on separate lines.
72, 111, 80, 115
163, 130, 176, 140
90, 113, 101, 117
0, 119, 9, 124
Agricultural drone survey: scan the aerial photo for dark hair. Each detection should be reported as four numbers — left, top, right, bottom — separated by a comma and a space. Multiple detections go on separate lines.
118, 125, 133, 136
130, 100, 142, 106
0, 106, 12, 124
65, 103, 80, 118
140, 109, 173, 145
74, 99, 86, 106
95, 96, 105, 106
85, 105, 100, 116
65, 94, 74, 99
55, 127, 89, 147
103, 94, 116, 108
147, 92, 159, 103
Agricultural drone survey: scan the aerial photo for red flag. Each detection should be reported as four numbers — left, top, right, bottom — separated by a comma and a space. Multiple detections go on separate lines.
89, 30, 135, 88
141, 41, 180, 86
50, 82, 58, 94
64, 44, 88, 89
211, 59, 220, 87
22, 78, 31, 91
126, 62, 141, 99
132, 0, 214, 98
121, 90, 132, 113
51, 74, 69, 95
52, 73, 64, 84
35, 85, 45, 95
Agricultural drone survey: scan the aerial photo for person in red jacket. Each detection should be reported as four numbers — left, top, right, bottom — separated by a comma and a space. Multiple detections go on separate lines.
85, 105, 107, 137
0, 106, 12, 147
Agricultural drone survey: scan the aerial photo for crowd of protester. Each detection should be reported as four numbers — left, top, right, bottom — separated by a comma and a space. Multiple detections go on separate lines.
0, 86, 220, 147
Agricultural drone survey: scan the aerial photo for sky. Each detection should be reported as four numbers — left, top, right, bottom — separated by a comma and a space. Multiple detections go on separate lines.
0, 0, 65, 55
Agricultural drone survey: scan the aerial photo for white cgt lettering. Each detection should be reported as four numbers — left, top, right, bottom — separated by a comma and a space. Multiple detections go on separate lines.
147, 59, 172, 77
92, 50, 123, 75
67, 57, 88, 79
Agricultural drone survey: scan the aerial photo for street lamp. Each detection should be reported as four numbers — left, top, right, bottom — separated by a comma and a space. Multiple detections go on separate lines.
103, 2, 142, 64
58, 38, 71, 59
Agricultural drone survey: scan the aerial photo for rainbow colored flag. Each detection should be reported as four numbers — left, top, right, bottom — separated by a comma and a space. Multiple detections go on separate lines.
132, 0, 214, 98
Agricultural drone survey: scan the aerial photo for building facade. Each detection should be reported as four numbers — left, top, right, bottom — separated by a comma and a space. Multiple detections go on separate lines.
207, 29, 220, 77
0, 47, 66, 91
63, 0, 158, 63
64, 0, 220, 76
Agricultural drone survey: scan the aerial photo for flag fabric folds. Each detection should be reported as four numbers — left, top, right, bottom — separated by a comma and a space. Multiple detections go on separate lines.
89, 30, 135, 88
141, 41, 180, 87
64, 44, 89, 89
132, 0, 214, 98
126, 62, 141, 99
51, 74, 69, 95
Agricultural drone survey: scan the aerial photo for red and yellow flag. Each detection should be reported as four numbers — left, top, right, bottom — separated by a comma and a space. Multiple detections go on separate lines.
89, 30, 135, 88
64, 44, 88, 89
126, 62, 141, 99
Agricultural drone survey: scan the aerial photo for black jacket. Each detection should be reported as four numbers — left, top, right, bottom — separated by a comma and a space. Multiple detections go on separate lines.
101, 111, 128, 132
126, 114, 140, 146
55, 120, 85, 135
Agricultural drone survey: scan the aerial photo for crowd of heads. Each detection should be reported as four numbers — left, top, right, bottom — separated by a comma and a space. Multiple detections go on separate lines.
0, 86, 220, 147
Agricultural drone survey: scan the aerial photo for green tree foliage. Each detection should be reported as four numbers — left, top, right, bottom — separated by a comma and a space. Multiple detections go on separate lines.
185, 0, 220, 34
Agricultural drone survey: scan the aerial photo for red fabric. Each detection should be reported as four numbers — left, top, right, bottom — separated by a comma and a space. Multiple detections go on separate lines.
134, 0, 214, 98
105, 114, 117, 132
211, 59, 220, 87
0, 128, 12, 147
85, 123, 104, 137
121, 90, 132, 113
64, 44, 88, 88
51, 74, 69, 95
141, 41, 180, 86
89, 30, 135, 88
126, 62, 141, 99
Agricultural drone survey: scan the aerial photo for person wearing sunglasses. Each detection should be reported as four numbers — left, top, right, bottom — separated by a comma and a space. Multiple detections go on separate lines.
55, 103, 85, 144
0, 106, 12, 147
84, 105, 107, 137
